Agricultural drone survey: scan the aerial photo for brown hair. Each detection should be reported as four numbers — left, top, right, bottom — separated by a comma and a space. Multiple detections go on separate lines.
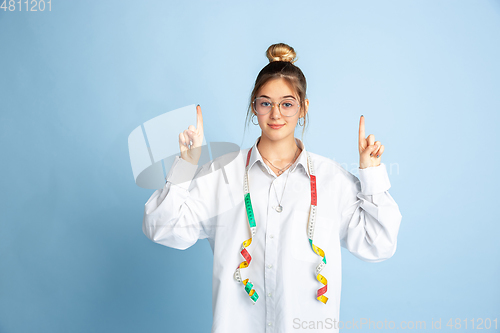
243, 43, 309, 142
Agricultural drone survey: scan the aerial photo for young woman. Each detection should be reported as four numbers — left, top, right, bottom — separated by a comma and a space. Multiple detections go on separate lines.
143, 43, 402, 332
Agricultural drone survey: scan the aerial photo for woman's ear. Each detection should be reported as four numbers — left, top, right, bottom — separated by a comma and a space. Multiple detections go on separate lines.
302, 99, 309, 118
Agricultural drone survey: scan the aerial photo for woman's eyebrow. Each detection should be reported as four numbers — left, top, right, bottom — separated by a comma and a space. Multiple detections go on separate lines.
258, 94, 297, 100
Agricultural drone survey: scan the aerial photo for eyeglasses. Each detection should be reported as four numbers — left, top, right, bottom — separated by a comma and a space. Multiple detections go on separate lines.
252, 97, 300, 117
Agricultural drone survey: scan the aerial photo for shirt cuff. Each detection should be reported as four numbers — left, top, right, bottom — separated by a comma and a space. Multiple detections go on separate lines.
358, 163, 391, 195
166, 155, 199, 191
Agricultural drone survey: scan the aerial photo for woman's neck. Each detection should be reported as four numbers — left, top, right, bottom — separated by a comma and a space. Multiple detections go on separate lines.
257, 134, 301, 169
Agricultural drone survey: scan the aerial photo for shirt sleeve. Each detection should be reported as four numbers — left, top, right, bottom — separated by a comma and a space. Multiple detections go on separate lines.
338, 163, 402, 263
142, 155, 216, 250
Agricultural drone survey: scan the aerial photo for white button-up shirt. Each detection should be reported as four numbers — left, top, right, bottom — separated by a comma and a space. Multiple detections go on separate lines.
143, 136, 402, 333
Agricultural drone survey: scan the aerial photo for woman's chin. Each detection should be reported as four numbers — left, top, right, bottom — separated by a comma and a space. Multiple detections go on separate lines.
264, 128, 291, 140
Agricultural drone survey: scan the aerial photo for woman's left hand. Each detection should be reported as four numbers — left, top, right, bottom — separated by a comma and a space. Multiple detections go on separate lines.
358, 115, 385, 169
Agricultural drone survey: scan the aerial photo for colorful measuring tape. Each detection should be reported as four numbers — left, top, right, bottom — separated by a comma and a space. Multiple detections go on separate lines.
233, 147, 329, 305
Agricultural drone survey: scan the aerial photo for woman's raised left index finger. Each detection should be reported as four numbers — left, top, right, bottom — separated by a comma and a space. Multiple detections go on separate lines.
359, 115, 365, 144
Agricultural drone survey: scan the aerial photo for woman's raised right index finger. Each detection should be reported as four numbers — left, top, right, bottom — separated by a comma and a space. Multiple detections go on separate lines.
196, 104, 204, 132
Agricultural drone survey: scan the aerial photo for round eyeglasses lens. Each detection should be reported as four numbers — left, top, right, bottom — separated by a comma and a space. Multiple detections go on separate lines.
253, 98, 299, 117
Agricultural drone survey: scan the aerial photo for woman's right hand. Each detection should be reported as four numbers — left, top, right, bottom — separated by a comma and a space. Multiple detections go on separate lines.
179, 104, 204, 165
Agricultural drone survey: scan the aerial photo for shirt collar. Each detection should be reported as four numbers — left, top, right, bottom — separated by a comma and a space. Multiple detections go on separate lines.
246, 136, 310, 178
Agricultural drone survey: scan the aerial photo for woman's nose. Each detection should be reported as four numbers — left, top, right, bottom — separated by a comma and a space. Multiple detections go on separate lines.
270, 104, 281, 118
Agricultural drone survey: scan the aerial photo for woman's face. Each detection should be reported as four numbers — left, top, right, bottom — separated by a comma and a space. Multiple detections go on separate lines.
254, 77, 308, 142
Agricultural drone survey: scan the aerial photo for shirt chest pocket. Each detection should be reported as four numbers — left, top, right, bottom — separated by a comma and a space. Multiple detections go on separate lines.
289, 209, 334, 263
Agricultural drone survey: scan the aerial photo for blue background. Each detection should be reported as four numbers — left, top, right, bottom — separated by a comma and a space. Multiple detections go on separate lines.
1, 0, 499, 332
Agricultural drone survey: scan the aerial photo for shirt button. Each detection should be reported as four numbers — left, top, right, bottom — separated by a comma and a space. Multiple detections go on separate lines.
267, 264, 273, 268
268, 322, 272, 326
268, 292, 272, 297
269, 234, 274, 238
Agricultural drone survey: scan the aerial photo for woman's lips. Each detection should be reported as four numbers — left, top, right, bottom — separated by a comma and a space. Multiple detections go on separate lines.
269, 124, 284, 129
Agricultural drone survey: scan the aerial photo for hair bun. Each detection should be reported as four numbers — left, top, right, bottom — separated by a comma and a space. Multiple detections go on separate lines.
266, 43, 298, 64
